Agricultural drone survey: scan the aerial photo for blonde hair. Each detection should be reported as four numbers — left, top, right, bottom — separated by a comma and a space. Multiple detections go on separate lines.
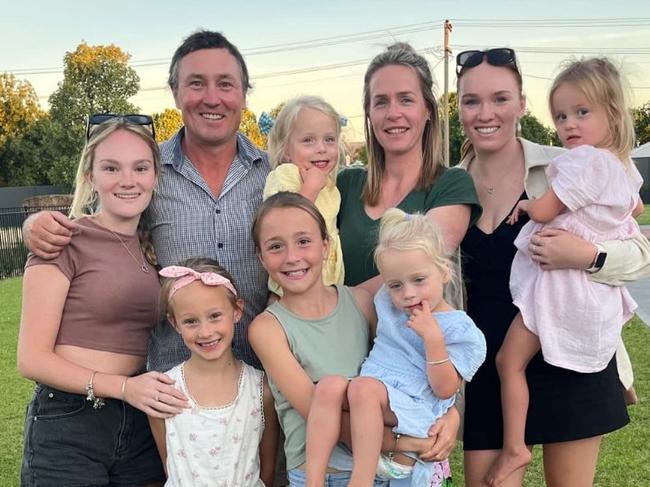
549, 57, 634, 162
374, 208, 458, 297
267, 95, 345, 182
160, 257, 242, 320
70, 119, 161, 265
363, 43, 443, 205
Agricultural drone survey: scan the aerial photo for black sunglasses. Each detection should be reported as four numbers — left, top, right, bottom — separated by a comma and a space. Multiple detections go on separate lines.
86, 113, 156, 141
456, 48, 518, 75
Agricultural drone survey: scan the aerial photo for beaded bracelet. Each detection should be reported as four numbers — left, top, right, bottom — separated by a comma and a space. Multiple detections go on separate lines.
85, 370, 105, 409
387, 432, 402, 460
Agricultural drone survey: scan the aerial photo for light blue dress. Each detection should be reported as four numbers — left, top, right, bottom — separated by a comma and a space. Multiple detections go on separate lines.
360, 285, 486, 485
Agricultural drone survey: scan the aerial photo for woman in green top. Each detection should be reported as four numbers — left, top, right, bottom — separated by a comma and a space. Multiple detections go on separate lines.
338, 42, 481, 288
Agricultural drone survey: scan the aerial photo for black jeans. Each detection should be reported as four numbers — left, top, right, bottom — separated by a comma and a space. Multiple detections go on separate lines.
21, 384, 164, 487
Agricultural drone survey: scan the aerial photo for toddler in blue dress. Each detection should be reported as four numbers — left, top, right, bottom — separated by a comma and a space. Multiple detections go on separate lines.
305, 208, 486, 487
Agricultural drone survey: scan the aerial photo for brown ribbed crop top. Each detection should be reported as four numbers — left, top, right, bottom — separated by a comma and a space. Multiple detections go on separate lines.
25, 217, 160, 356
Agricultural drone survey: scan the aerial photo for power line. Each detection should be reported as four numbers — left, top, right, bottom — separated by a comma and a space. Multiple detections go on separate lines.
3, 21, 443, 75
135, 47, 440, 93
452, 18, 650, 27
5, 17, 650, 75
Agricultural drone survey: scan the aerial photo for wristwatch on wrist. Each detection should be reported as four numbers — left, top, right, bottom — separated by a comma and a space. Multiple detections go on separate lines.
586, 244, 607, 274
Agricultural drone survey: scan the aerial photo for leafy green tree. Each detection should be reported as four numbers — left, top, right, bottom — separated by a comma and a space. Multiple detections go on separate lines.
520, 111, 556, 146
47, 42, 140, 185
632, 101, 650, 146
1, 116, 62, 186
153, 108, 183, 143
438, 92, 464, 165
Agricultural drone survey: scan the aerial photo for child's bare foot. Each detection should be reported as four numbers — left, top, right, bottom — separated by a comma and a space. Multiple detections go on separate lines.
624, 386, 638, 406
485, 447, 532, 486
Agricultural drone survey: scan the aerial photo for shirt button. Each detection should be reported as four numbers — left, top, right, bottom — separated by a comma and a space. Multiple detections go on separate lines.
217, 243, 224, 249
48, 393, 54, 398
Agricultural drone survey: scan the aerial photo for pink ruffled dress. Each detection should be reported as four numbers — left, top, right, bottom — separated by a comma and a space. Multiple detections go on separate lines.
510, 145, 641, 372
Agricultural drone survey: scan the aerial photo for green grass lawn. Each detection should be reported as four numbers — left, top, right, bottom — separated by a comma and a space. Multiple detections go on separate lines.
636, 205, 650, 225
1, 277, 649, 486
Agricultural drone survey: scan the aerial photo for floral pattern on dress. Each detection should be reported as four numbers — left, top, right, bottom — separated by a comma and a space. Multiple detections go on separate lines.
429, 459, 453, 487
163, 362, 266, 486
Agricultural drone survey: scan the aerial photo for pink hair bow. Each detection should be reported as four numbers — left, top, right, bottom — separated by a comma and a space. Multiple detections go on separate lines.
159, 266, 237, 299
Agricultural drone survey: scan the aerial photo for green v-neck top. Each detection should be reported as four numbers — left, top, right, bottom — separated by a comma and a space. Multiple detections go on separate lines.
337, 166, 481, 285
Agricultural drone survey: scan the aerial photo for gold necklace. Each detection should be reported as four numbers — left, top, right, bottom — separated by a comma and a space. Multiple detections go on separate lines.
108, 229, 150, 273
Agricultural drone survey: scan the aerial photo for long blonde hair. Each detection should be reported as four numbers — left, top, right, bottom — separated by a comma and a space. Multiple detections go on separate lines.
70, 119, 161, 264
362, 43, 444, 205
549, 57, 634, 162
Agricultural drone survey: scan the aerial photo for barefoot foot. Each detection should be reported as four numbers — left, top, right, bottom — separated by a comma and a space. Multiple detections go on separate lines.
485, 448, 532, 486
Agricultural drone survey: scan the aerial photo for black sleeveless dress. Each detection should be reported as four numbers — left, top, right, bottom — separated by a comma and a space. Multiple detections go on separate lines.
461, 195, 629, 450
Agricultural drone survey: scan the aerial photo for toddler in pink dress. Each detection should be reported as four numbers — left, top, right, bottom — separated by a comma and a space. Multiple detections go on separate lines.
486, 57, 645, 487
510, 145, 641, 372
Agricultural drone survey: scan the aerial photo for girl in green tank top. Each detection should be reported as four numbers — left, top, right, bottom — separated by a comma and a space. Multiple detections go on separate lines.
248, 193, 457, 485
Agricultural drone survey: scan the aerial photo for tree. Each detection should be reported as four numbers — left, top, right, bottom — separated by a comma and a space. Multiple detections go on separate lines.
238, 108, 266, 149
520, 111, 556, 146
0, 74, 45, 183
354, 145, 368, 165
1, 116, 62, 186
633, 101, 650, 146
0, 73, 44, 150
152, 108, 183, 143
47, 42, 140, 186
438, 92, 464, 165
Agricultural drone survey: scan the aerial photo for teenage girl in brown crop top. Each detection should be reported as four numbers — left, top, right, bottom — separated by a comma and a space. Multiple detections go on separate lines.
18, 117, 188, 486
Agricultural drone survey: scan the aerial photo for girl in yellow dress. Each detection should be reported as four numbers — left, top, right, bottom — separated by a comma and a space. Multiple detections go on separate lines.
263, 95, 346, 294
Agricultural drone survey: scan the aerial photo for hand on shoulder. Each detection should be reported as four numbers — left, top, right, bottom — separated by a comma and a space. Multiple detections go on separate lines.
24, 211, 77, 259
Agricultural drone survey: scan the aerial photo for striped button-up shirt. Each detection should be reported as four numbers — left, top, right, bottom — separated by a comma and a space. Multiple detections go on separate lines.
147, 128, 270, 371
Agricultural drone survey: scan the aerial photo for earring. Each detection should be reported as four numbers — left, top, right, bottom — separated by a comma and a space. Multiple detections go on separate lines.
516, 120, 522, 134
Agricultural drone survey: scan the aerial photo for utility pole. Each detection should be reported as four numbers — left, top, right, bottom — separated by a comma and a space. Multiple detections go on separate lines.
443, 19, 452, 166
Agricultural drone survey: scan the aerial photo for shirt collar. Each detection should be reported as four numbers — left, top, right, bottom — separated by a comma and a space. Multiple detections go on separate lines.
162, 127, 266, 170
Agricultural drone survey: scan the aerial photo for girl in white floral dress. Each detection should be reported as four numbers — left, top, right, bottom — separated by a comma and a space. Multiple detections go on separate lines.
149, 258, 278, 487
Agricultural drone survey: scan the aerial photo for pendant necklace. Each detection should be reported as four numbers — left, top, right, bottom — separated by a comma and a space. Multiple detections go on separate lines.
108, 229, 149, 273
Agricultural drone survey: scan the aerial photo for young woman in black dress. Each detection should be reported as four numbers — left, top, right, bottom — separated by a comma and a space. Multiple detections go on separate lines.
456, 48, 648, 487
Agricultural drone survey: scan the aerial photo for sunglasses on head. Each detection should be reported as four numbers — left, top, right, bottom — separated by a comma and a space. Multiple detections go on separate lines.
456, 48, 518, 75
86, 113, 156, 141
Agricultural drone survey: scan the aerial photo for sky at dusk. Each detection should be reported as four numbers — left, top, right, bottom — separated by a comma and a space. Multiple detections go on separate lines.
2, 0, 649, 142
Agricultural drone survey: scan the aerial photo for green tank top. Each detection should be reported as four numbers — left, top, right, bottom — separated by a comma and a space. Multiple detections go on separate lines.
265, 285, 370, 470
